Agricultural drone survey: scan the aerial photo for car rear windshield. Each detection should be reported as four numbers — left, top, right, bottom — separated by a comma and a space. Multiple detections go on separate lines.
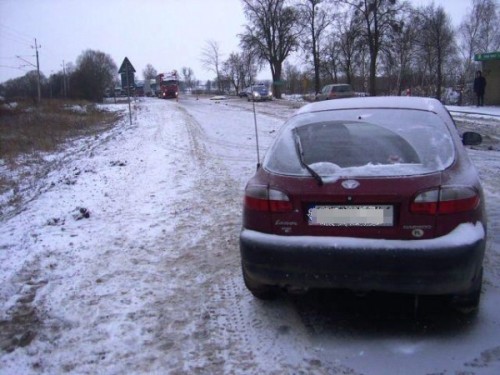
332, 85, 352, 92
254, 85, 269, 92
264, 108, 455, 178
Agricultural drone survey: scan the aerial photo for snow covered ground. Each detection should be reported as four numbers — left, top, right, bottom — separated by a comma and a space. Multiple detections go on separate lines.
1, 96, 499, 374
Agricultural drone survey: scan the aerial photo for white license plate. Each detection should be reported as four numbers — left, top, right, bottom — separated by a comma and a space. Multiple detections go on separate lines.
307, 205, 394, 226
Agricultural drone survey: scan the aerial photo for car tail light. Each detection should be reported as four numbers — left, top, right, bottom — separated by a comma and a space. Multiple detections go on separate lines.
410, 186, 480, 214
244, 185, 292, 212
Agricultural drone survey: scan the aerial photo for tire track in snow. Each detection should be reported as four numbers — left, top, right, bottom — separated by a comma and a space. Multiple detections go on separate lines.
170, 98, 352, 374
177, 98, 283, 163
134, 99, 247, 372
141, 100, 258, 163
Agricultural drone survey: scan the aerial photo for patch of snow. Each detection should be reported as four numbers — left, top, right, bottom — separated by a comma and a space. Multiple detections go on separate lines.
210, 95, 227, 101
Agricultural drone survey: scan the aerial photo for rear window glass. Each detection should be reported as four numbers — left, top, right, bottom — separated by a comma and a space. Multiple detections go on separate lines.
253, 85, 268, 91
263, 108, 455, 178
332, 85, 352, 93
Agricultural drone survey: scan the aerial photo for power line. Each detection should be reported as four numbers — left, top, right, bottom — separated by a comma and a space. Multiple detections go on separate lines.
0, 64, 27, 70
0, 23, 33, 45
1, 54, 34, 59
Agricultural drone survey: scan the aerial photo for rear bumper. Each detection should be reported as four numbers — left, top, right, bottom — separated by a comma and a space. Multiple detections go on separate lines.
240, 223, 486, 295
249, 96, 272, 101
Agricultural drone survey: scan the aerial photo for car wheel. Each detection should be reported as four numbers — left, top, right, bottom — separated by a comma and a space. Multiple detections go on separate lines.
242, 266, 279, 300
451, 267, 483, 314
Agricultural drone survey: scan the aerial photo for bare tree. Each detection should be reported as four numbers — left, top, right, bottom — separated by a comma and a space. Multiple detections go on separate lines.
472, 0, 500, 52
297, 0, 332, 94
240, 49, 260, 87
222, 53, 244, 94
414, 4, 457, 100
458, 0, 500, 84
2, 70, 46, 102
380, 4, 415, 95
338, 0, 404, 96
329, 9, 365, 87
142, 64, 157, 80
283, 61, 303, 94
181, 67, 195, 90
71, 49, 117, 102
200, 40, 223, 93
322, 34, 341, 83
240, 0, 302, 98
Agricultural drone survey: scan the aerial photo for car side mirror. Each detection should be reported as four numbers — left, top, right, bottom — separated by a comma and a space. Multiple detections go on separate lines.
462, 131, 482, 146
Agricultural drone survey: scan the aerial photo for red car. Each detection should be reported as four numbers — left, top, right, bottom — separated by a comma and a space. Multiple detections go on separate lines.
240, 96, 487, 311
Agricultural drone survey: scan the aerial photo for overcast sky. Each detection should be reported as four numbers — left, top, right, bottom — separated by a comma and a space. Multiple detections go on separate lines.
0, 0, 474, 84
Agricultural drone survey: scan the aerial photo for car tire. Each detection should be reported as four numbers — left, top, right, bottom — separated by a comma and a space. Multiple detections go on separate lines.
242, 266, 279, 300
451, 267, 483, 314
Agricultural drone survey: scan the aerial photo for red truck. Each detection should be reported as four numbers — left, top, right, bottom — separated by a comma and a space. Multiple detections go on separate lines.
156, 71, 179, 100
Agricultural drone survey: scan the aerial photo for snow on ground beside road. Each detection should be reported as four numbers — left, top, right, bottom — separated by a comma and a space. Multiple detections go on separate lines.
446, 105, 500, 118
0, 97, 325, 374
1, 99, 204, 372
1, 96, 500, 374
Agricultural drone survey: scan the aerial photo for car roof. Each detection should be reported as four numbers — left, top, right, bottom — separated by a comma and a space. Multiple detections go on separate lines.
295, 96, 449, 118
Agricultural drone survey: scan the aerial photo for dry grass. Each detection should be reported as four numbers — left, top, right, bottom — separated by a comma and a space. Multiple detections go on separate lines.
0, 99, 123, 218
0, 99, 121, 160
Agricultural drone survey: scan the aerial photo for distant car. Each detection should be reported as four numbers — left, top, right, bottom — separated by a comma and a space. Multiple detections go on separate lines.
247, 84, 273, 101
240, 96, 487, 312
238, 87, 250, 98
316, 83, 355, 101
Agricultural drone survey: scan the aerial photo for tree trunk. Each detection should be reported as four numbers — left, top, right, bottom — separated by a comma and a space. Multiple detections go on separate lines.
271, 62, 283, 99
436, 45, 443, 101
313, 50, 321, 94
369, 55, 377, 96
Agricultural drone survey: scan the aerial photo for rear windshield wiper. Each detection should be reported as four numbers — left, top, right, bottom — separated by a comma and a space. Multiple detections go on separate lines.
293, 129, 323, 186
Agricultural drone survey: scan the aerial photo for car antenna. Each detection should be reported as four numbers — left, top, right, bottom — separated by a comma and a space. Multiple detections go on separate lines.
251, 84, 261, 170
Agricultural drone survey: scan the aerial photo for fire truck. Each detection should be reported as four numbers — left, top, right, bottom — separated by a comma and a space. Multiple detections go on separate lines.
155, 71, 179, 99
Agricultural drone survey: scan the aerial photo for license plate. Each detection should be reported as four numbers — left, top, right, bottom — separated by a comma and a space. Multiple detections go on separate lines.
307, 205, 394, 227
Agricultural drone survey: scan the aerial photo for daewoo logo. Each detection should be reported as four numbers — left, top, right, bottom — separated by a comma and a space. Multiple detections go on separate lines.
341, 180, 360, 189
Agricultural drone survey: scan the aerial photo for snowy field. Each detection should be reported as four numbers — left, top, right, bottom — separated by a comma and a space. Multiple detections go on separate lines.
1, 96, 499, 374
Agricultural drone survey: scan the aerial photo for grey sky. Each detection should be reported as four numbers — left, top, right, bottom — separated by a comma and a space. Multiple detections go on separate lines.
0, 0, 473, 84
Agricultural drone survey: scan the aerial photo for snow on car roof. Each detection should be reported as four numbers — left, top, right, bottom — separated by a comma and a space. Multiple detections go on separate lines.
295, 96, 447, 116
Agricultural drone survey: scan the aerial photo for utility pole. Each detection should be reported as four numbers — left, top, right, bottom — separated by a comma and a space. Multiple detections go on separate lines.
62, 60, 67, 98
125, 64, 132, 125
16, 38, 41, 104
33, 38, 41, 104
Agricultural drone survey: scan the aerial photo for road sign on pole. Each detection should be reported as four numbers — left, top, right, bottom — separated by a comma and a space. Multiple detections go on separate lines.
119, 57, 136, 125
118, 57, 136, 74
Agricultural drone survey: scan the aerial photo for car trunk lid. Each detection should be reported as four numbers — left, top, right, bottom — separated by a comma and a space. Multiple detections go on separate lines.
269, 174, 442, 240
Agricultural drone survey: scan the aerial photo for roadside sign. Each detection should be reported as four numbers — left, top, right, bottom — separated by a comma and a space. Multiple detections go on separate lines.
118, 57, 135, 125
474, 52, 500, 61
118, 57, 136, 73
119, 57, 135, 90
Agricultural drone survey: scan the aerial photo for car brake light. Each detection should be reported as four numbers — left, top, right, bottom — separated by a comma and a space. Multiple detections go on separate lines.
244, 185, 292, 212
410, 186, 480, 214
